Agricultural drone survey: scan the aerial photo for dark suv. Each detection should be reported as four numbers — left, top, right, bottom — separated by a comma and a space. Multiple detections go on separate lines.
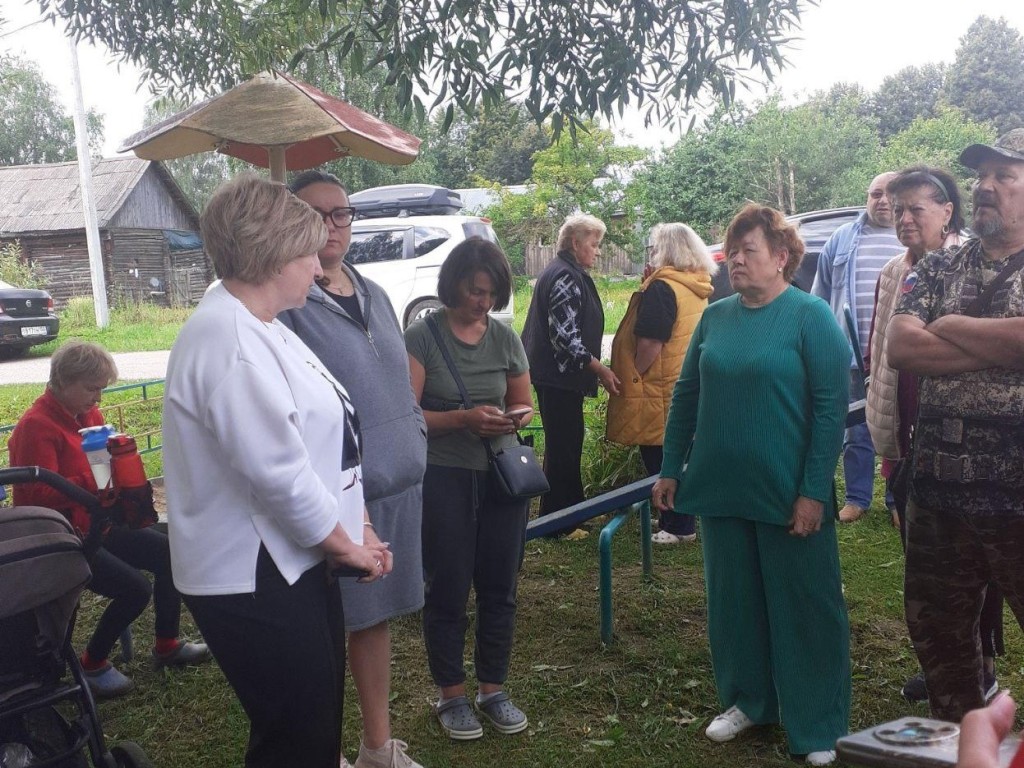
0, 279, 59, 356
709, 206, 864, 302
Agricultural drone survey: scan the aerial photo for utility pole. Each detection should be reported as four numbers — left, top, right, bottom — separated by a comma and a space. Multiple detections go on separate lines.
68, 35, 109, 327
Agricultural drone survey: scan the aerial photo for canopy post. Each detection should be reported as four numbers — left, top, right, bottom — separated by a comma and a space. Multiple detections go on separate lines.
268, 146, 287, 182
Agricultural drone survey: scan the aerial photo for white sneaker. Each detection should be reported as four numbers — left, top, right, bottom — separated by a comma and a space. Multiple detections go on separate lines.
651, 530, 697, 545
705, 705, 754, 742
806, 750, 836, 766
354, 739, 422, 768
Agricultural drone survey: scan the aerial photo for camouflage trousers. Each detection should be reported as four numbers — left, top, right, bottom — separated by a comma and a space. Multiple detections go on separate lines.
904, 502, 1024, 722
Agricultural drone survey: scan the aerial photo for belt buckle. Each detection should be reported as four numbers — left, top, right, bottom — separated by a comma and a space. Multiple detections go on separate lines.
935, 453, 969, 482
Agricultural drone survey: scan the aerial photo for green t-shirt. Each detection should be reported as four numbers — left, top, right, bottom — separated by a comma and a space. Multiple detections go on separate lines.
405, 310, 529, 470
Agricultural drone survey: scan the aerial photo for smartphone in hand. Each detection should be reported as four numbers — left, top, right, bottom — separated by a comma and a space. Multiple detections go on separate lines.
503, 407, 532, 419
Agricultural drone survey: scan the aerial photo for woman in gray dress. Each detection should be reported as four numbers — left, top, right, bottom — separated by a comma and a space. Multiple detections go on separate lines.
280, 170, 428, 768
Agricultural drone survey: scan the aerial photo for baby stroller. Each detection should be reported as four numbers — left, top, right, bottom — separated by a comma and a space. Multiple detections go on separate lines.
0, 466, 151, 768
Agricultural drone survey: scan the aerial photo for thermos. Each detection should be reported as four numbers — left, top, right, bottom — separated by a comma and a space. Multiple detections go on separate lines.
79, 425, 117, 489
107, 434, 148, 491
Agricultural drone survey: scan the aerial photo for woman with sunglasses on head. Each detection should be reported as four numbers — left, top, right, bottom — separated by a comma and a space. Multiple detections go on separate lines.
865, 167, 1004, 708
280, 170, 428, 768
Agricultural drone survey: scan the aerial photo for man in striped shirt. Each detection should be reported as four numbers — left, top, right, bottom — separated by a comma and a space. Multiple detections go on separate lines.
812, 173, 905, 523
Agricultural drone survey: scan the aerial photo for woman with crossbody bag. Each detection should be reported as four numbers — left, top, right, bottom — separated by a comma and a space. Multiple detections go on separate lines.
405, 237, 534, 742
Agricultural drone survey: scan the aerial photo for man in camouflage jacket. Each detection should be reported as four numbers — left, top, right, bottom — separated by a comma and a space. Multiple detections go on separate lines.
888, 129, 1024, 722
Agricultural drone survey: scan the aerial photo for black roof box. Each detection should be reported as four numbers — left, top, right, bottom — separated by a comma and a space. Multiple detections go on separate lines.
350, 184, 464, 219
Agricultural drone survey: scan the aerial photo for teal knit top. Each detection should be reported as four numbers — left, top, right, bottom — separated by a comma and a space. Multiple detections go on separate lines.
661, 287, 849, 526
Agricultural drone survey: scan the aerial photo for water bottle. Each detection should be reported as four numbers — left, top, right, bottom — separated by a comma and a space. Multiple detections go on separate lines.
79, 425, 116, 490
108, 434, 148, 491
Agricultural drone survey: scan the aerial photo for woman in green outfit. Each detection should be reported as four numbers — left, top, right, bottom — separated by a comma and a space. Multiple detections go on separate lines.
652, 204, 851, 767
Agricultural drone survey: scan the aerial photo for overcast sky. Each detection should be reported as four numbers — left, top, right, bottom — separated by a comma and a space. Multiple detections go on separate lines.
4, 0, 1024, 156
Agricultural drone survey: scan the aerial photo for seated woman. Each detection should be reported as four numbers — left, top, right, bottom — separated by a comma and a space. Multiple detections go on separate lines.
8, 340, 209, 698
406, 237, 534, 741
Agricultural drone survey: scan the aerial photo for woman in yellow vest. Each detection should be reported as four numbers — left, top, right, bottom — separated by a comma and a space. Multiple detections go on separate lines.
607, 223, 718, 543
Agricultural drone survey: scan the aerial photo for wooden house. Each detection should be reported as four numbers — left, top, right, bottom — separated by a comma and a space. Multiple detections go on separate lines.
0, 158, 211, 308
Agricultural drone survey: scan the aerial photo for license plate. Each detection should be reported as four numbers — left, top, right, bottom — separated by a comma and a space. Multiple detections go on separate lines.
21, 326, 47, 337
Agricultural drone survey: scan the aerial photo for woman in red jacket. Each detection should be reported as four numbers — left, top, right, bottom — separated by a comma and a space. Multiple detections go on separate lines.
8, 341, 208, 698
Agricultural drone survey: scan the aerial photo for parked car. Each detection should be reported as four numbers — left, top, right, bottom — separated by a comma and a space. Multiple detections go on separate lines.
0, 279, 59, 357
709, 206, 864, 302
348, 184, 514, 328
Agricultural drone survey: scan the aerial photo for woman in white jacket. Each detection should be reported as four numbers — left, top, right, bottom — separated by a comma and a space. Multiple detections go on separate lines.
163, 173, 390, 768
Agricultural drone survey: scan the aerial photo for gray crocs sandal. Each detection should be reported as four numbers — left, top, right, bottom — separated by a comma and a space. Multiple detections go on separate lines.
476, 692, 528, 734
436, 696, 484, 741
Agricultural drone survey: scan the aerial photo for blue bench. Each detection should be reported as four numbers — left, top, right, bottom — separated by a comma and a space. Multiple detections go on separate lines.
527, 476, 656, 644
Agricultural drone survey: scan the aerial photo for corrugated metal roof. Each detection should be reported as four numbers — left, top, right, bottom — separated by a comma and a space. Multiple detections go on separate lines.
0, 157, 152, 234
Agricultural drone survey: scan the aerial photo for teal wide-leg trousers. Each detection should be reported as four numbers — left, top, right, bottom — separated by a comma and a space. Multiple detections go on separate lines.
701, 515, 851, 754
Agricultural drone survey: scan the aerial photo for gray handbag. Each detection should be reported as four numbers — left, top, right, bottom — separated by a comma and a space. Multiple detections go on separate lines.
425, 314, 549, 500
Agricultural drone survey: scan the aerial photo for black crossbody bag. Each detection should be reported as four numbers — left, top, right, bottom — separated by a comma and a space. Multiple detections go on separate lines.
425, 314, 549, 500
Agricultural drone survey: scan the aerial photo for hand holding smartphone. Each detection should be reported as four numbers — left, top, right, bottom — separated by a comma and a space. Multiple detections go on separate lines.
503, 407, 532, 419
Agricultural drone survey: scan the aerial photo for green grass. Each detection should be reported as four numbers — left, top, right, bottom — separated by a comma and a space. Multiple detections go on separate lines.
11, 286, 1023, 765
26, 297, 192, 358
68, 474, 1024, 768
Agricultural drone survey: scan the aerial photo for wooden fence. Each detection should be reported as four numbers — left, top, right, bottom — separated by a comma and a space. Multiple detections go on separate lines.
523, 242, 641, 277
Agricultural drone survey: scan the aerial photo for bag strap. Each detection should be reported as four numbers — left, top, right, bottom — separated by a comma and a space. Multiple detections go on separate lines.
963, 248, 1024, 318
425, 313, 474, 409
424, 313, 507, 460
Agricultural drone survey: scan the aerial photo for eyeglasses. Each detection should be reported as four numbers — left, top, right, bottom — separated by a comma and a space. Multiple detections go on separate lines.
316, 207, 357, 228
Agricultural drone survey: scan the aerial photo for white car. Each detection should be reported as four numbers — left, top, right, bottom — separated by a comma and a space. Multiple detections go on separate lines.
347, 186, 514, 328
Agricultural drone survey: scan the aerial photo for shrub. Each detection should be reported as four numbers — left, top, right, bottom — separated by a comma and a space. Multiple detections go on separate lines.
0, 241, 43, 288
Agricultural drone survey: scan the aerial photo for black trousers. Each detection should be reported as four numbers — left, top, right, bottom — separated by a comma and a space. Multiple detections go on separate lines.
184, 549, 345, 768
535, 385, 585, 518
421, 464, 528, 687
86, 526, 180, 660
639, 445, 696, 537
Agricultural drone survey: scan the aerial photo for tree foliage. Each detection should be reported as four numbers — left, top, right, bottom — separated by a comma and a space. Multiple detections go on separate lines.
464, 103, 549, 186
628, 90, 880, 242
483, 124, 646, 271
878, 107, 996, 194
942, 16, 1024, 134
421, 101, 548, 189
735, 89, 879, 214
872, 64, 947, 140
38, 0, 808, 136
0, 54, 104, 165
627, 107, 746, 242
